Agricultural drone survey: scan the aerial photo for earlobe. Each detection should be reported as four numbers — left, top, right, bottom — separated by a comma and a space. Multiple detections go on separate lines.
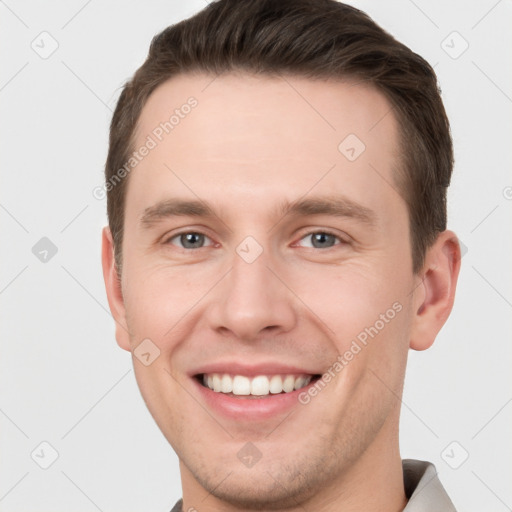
101, 226, 131, 352
409, 230, 461, 351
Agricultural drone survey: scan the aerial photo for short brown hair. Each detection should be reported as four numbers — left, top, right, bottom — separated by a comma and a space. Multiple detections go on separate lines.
105, 0, 453, 275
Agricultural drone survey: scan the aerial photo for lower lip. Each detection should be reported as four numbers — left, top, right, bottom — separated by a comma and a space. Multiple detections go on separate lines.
192, 376, 318, 421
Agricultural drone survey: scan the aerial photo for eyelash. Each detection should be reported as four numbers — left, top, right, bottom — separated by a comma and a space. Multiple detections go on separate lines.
163, 229, 348, 251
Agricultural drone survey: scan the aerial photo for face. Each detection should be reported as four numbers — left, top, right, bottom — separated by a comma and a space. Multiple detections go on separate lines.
104, 72, 434, 508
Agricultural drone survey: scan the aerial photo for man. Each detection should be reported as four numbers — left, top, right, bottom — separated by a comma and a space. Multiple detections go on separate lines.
101, 0, 461, 510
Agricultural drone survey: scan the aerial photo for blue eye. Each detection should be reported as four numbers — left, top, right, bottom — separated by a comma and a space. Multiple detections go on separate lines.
166, 232, 214, 249
297, 231, 344, 249
164, 230, 345, 251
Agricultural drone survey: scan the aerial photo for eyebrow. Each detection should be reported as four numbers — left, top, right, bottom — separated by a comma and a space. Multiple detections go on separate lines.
139, 195, 376, 229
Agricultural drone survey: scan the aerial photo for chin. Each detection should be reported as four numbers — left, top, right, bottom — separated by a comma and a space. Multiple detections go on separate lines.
182, 447, 335, 510
195, 470, 313, 510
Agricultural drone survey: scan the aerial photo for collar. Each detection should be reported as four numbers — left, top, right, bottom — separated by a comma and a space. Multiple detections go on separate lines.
403, 459, 457, 511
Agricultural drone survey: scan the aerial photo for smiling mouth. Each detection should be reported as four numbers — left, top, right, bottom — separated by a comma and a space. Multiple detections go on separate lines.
195, 373, 321, 398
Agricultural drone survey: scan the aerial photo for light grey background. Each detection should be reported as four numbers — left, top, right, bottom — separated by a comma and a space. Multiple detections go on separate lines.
1, 1, 511, 511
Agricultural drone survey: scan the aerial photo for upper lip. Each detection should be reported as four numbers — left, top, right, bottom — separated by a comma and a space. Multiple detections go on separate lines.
190, 361, 321, 378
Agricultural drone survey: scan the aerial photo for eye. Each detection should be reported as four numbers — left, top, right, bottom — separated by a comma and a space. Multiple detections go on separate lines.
164, 231, 214, 250
296, 230, 346, 249
163, 230, 347, 251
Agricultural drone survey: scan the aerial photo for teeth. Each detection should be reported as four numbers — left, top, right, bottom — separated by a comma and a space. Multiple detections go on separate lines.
212, 374, 222, 392
250, 376, 269, 396
202, 373, 313, 396
283, 375, 295, 393
269, 375, 283, 394
221, 374, 233, 393
233, 375, 251, 395
294, 376, 307, 390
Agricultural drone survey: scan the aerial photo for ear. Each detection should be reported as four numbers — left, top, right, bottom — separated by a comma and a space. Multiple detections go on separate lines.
409, 230, 461, 351
101, 226, 131, 351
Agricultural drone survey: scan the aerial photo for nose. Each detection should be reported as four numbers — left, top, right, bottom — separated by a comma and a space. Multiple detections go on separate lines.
206, 242, 297, 342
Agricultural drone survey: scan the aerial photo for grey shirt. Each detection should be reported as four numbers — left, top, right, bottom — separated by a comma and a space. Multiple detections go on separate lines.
170, 459, 456, 511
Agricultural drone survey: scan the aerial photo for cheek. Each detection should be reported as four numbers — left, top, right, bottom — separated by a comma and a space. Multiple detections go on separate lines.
293, 261, 410, 337
290, 263, 413, 397
123, 261, 218, 344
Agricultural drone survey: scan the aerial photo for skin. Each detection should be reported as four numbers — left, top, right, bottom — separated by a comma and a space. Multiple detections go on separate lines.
102, 72, 461, 511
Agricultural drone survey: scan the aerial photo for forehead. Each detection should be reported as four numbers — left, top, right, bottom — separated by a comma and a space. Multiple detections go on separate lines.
135, 71, 398, 156
127, 71, 403, 223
